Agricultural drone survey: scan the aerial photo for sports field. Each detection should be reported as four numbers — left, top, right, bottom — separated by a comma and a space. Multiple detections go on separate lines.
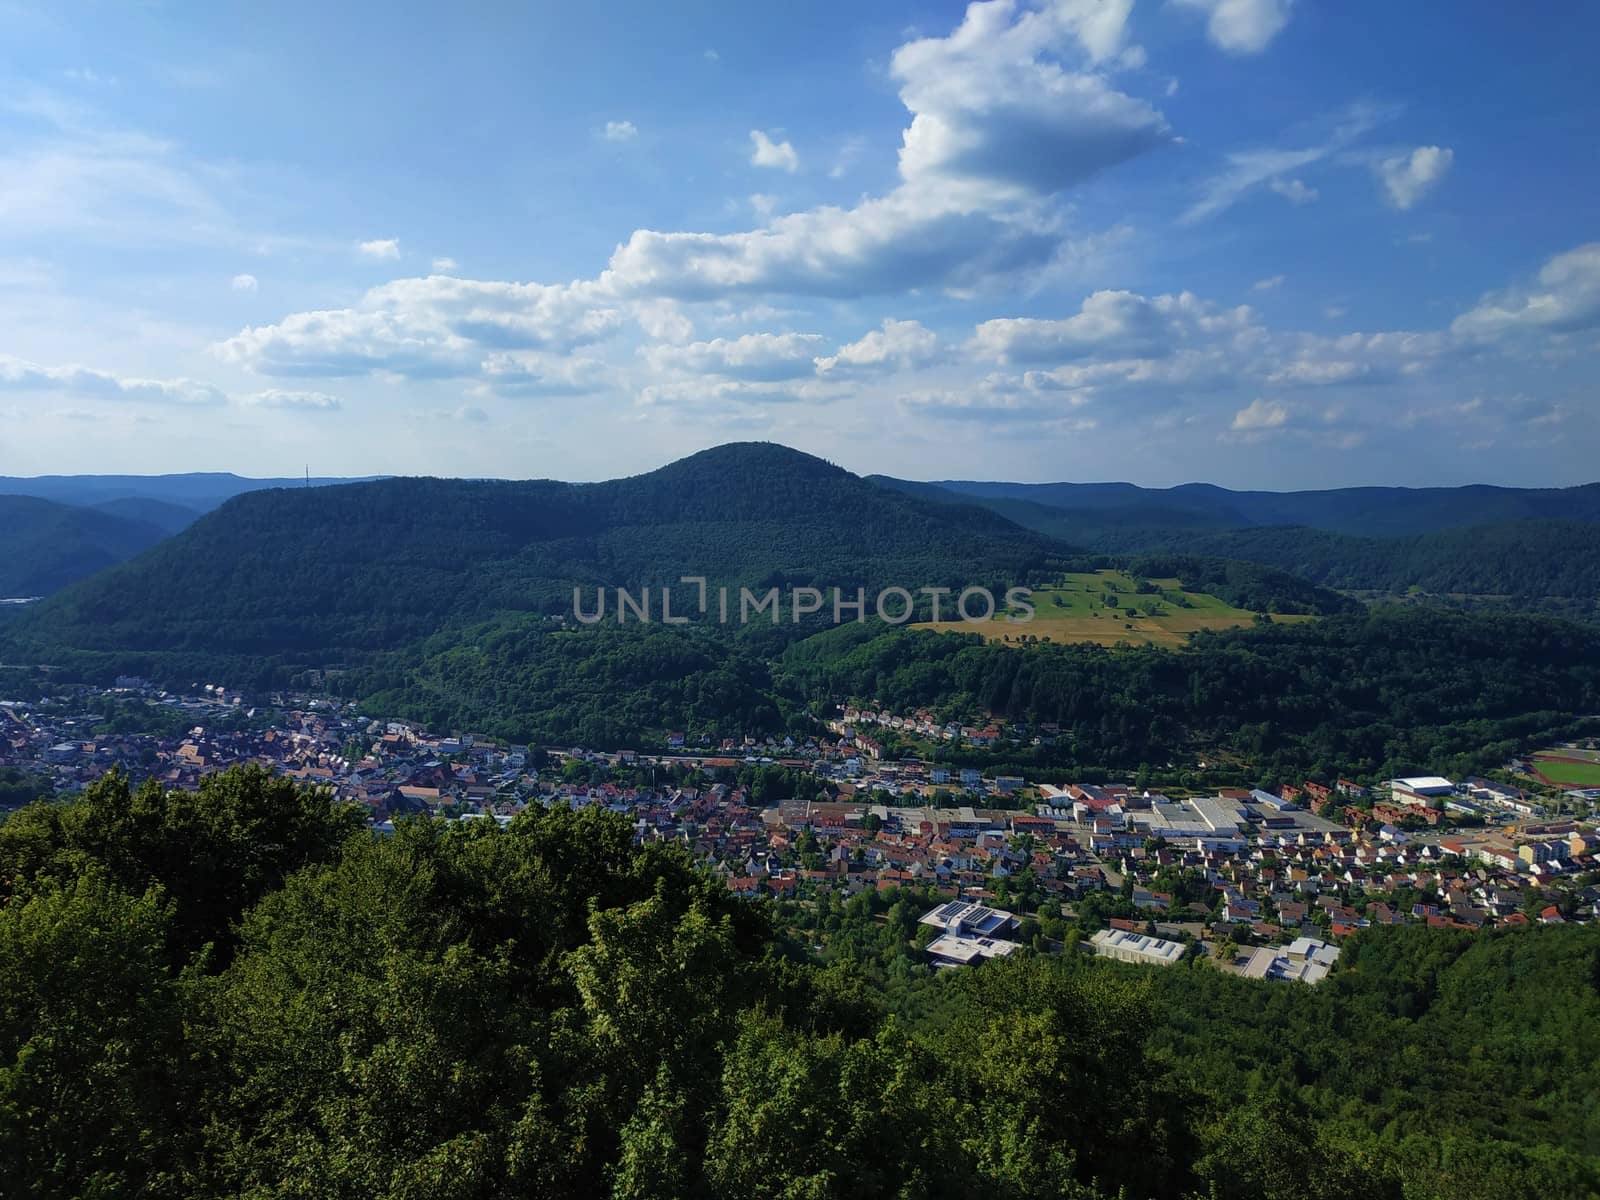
1531, 752, 1600, 788
918, 569, 1314, 649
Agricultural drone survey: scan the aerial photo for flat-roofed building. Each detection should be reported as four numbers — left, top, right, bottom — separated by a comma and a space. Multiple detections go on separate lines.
925, 933, 1022, 968
918, 900, 1019, 939
1389, 776, 1456, 808
1090, 928, 1186, 967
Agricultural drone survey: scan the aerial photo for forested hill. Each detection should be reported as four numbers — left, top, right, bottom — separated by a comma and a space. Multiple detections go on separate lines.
5, 443, 1072, 664
0, 495, 170, 597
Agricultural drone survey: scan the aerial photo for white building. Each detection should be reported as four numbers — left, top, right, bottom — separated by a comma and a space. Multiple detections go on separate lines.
1389, 776, 1455, 808
925, 933, 1022, 968
1090, 928, 1186, 967
919, 900, 1019, 939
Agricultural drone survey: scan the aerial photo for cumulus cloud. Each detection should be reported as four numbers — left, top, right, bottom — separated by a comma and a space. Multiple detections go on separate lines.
603, 189, 1059, 299
1175, 0, 1295, 54
1253, 275, 1286, 291
891, 0, 1168, 201
432, 256, 459, 272
632, 298, 695, 343
240, 388, 341, 411
972, 289, 1255, 363
215, 275, 622, 378
357, 238, 401, 260
1452, 242, 1600, 339
645, 331, 826, 381
1375, 145, 1453, 210
0, 354, 224, 405
749, 130, 799, 172
231, 273, 258, 292
603, 2, 1168, 301
603, 120, 639, 142
637, 376, 836, 412
815, 319, 942, 375
480, 352, 610, 396
900, 377, 1097, 427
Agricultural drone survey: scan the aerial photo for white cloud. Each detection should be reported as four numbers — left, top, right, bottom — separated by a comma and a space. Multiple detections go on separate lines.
231, 273, 259, 292
1252, 274, 1285, 291
632, 298, 695, 342
603, 120, 639, 143
890, 0, 1168, 202
749, 130, 799, 173
972, 289, 1255, 363
603, 189, 1059, 299
646, 331, 826, 381
1453, 242, 1600, 339
479, 353, 609, 396
432, 256, 459, 272
216, 275, 622, 377
899, 377, 1098, 427
749, 193, 778, 218
240, 388, 341, 411
601, 3, 1166, 303
815, 319, 942, 375
1231, 396, 1289, 430
1268, 177, 1318, 205
1175, 0, 1295, 54
0, 354, 224, 405
357, 238, 401, 261
637, 376, 836, 412
1375, 145, 1453, 210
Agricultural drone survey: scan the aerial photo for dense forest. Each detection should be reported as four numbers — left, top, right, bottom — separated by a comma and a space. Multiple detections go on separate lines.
2, 765, 1597, 1199
779, 606, 1600, 779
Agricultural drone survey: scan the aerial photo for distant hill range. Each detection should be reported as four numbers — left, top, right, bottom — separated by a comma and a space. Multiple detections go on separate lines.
0, 471, 379, 514
873, 475, 1600, 622
0, 473, 379, 597
875, 477, 1600, 537
0, 496, 173, 598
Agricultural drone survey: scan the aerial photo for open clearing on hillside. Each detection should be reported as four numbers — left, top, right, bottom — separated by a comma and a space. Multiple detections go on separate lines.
1531, 752, 1600, 788
917, 569, 1314, 649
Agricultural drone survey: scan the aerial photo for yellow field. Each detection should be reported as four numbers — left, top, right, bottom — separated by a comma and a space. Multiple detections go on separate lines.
916, 569, 1315, 648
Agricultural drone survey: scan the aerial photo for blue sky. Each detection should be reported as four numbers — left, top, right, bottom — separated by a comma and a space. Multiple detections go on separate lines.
1, 0, 1596, 487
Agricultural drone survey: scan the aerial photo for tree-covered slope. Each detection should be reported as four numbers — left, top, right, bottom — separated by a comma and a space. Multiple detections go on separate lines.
0, 494, 170, 596
780, 605, 1600, 778
4, 765, 1600, 1199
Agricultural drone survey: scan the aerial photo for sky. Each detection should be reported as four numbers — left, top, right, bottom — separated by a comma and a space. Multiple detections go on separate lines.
0, 0, 1597, 488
